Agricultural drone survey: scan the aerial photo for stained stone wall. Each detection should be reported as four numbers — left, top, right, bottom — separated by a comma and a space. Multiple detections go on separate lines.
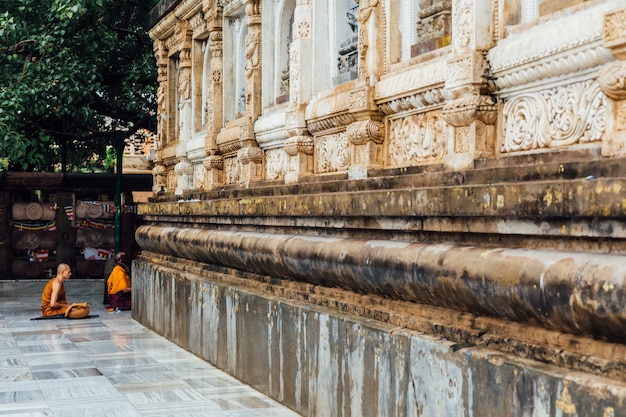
140, 1, 626, 416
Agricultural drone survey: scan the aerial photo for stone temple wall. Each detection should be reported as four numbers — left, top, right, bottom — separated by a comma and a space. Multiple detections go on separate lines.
138, 1, 626, 415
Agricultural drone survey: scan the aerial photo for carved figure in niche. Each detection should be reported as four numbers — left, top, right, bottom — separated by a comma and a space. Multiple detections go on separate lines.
238, 87, 246, 114
337, 2, 359, 76
245, 32, 259, 78
347, 9, 358, 32
357, 0, 380, 85
156, 83, 166, 147
179, 68, 191, 102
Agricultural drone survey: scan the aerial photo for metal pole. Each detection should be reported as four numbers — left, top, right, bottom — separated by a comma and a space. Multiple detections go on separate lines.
114, 133, 125, 253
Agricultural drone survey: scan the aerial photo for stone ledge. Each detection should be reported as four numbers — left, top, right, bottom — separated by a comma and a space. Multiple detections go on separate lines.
132, 257, 626, 415
135, 252, 626, 382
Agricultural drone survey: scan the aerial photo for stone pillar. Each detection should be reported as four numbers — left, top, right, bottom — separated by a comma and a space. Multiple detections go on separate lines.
442, 0, 497, 170
599, 7, 626, 157
284, 0, 314, 184
154, 40, 169, 150
177, 21, 193, 147
202, 1, 225, 190
345, 0, 385, 180
174, 21, 193, 194
153, 40, 169, 193
238, 0, 263, 186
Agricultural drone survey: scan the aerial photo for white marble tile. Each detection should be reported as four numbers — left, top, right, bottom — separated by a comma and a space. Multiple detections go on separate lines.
0, 296, 302, 417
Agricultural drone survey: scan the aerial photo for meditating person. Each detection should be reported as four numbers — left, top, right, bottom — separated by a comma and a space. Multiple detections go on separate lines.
41, 263, 72, 317
106, 252, 132, 311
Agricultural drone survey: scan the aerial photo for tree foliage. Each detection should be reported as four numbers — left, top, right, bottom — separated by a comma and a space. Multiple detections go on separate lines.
0, 0, 158, 172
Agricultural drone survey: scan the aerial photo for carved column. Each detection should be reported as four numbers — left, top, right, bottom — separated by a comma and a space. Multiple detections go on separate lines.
176, 20, 193, 153
201, 0, 224, 189
347, 88, 384, 179
175, 20, 193, 194
346, 0, 385, 180
153, 39, 169, 192
442, 0, 497, 170
284, 0, 314, 184
599, 8, 626, 157
236, 0, 264, 186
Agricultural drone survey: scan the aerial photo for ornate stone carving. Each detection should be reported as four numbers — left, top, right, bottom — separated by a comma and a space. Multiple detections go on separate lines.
378, 88, 447, 115
295, 21, 310, 39
153, 164, 167, 190
265, 149, 287, 180
238, 145, 263, 164
488, 6, 614, 96
347, 120, 383, 146
307, 113, 356, 136
375, 60, 446, 103
501, 80, 609, 153
356, 0, 382, 86
224, 156, 240, 184
245, 31, 260, 78
316, 132, 350, 173
599, 62, 626, 101
604, 8, 626, 54
443, 94, 497, 127
202, 154, 224, 170
388, 111, 446, 166
452, 0, 472, 54
289, 46, 301, 105
284, 135, 314, 156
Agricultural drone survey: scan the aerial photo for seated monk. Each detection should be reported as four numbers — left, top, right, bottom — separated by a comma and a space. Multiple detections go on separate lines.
106, 252, 131, 311
41, 263, 72, 317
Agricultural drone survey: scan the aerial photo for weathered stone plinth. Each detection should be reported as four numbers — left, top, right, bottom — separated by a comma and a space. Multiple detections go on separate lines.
133, 255, 626, 416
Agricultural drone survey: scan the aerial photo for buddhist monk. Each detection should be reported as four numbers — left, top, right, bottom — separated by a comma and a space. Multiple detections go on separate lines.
41, 263, 72, 317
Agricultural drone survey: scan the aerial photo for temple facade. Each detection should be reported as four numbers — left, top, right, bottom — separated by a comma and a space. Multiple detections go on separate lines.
137, 1, 626, 415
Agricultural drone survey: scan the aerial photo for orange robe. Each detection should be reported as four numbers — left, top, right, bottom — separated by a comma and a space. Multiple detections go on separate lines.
41, 277, 68, 317
107, 265, 131, 310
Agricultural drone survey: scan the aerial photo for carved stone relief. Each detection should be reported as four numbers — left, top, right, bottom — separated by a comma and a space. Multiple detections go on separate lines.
265, 149, 288, 180
501, 80, 609, 153
388, 110, 446, 166
316, 132, 351, 174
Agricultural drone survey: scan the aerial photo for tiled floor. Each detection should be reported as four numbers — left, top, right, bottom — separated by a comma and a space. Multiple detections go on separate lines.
0, 295, 302, 417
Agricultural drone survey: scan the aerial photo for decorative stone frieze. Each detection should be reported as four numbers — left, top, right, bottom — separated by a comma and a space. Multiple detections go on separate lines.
502, 80, 608, 153
488, 3, 617, 97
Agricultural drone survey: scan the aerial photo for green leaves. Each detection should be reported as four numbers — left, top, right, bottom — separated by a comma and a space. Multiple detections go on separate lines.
0, 0, 158, 172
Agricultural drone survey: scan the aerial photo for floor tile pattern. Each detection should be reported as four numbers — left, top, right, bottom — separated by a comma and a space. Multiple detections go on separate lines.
0, 296, 301, 417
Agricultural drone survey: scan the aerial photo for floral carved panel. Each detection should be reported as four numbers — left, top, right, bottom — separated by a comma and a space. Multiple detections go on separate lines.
224, 156, 240, 185
388, 111, 446, 166
316, 132, 350, 174
265, 149, 287, 181
502, 81, 610, 153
